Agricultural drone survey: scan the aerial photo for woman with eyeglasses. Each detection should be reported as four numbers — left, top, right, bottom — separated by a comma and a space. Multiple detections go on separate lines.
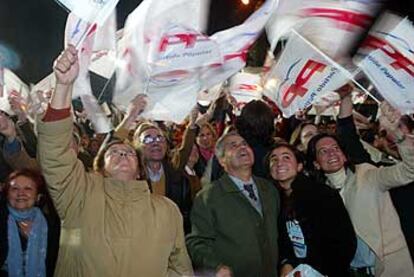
266, 143, 356, 277
0, 169, 59, 277
35, 45, 193, 276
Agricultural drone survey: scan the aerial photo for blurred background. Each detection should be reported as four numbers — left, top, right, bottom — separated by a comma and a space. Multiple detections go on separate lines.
0, 0, 413, 84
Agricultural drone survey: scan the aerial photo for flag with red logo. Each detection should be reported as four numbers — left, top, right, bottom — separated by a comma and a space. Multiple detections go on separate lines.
263, 31, 352, 118
114, 0, 277, 123
64, 12, 116, 133
356, 14, 414, 114
266, 0, 379, 58
228, 71, 263, 111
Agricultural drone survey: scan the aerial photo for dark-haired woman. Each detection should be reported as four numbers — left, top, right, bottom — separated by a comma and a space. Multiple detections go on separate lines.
306, 102, 414, 277
267, 143, 356, 277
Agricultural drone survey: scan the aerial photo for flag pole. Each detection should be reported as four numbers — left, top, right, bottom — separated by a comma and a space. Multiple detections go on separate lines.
291, 29, 381, 105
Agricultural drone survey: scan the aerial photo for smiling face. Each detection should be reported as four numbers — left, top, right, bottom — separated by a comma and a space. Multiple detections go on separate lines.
104, 143, 139, 181
139, 128, 167, 162
314, 137, 347, 174
218, 134, 254, 173
269, 146, 303, 191
7, 175, 39, 211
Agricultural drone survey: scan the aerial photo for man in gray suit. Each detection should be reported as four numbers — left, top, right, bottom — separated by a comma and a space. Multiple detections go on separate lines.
186, 131, 280, 277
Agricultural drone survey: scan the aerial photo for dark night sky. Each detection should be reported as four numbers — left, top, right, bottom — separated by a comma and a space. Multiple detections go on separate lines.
0, 0, 413, 84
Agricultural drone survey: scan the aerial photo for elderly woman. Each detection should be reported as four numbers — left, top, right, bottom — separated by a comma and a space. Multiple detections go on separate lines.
0, 170, 50, 277
36, 45, 193, 276
267, 143, 356, 276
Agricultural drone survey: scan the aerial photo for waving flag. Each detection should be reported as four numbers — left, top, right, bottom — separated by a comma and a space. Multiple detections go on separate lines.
115, 0, 277, 123
0, 69, 29, 115
229, 71, 263, 110
64, 12, 116, 133
356, 14, 414, 114
266, 0, 379, 58
55, 0, 119, 26
56, 0, 118, 48
0, 43, 21, 98
264, 31, 352, 117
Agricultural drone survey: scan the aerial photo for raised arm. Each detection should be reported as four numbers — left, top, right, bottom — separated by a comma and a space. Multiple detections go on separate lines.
0, 113, 38, 170
365, 102, 414, 191
37, 45, 94, 220
336, 84, 372, 164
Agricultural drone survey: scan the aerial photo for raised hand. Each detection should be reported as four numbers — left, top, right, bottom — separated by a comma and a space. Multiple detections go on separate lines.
121, 94, 148, 129
8, 90, 28, 122
188, 105, 199, 128
53, 45, 79, 86
0, 112, 17, 140
335, 83, 353, 99
379, 101, 404, 142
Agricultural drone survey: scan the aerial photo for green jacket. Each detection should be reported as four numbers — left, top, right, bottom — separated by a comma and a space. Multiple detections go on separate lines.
37, 117, 193, 277
186, 173, 280, 276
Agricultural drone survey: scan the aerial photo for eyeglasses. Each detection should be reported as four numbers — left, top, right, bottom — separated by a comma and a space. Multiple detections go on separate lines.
106, 149, 137, 157
141, 135, 166, 145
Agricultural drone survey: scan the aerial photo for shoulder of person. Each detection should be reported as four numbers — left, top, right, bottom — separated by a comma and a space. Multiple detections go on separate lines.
150, 193, 182, 216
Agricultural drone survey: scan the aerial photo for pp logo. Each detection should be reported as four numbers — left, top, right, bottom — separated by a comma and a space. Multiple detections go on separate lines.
282, 60, 326, 108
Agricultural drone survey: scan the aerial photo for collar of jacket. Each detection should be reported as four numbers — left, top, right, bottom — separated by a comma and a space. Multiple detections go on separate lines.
103, 178, 150, 202
220, 173, 269, 194
325, 168, 347, 190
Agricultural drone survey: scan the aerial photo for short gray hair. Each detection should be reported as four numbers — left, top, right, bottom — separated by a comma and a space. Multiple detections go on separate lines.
215, 130, 240, 159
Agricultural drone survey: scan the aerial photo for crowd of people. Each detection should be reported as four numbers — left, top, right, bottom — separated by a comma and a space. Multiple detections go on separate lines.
1, 45, 414, 277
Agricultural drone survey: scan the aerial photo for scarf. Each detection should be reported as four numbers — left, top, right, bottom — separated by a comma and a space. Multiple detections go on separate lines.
325, 168, 348, 190
7, 205, 48, 277
199, 147, 214, 161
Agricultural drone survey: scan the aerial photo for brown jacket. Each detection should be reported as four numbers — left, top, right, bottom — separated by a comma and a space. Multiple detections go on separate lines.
37, 116, 193, 277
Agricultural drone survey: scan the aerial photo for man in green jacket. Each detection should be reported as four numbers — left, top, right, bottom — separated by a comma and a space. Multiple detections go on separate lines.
186, 130, 280, 276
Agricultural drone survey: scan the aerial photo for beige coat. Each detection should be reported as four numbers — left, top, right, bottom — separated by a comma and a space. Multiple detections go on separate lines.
37, 117, 193, 277
326, 137, 414, 277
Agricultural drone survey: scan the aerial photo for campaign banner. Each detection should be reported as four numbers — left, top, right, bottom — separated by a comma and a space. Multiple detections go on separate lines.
229, 71, 263, 110
115, 0, 277, 123
148, 25, 222, 76
0, 69, 29, 115
263, 31, 351, 118
55, 0, 119, 26
64, 12, 115, 132
356, 15, 414, 113
266, 0, 378, 57
0, 43, 21, 98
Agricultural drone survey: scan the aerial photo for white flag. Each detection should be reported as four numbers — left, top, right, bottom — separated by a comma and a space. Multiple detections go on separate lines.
356, 14, 414, 114
266, 0, 379, 57
64, 12, 116, 132
264, 31, 352, 118
0, 69, 29, 115
115, 0, 277, 123
56, 0, 119, 26
229, 71, 263, 110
